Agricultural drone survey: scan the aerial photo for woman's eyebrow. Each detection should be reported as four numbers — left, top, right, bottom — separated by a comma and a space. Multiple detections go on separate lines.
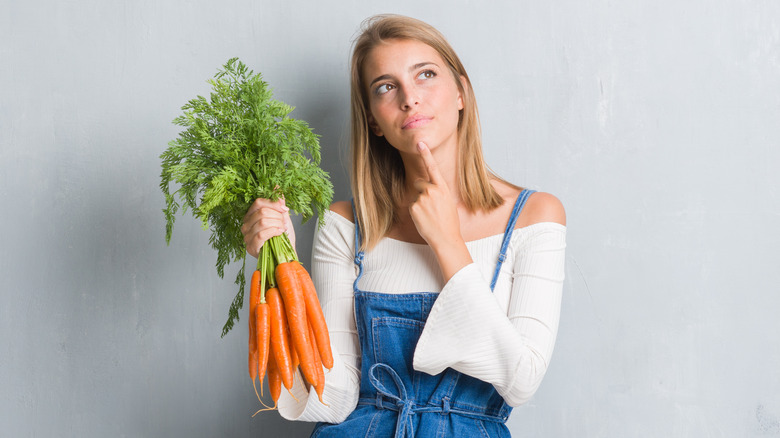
410, 61, 437, 71
368, 62, 439, 88
369, 74, 393, 89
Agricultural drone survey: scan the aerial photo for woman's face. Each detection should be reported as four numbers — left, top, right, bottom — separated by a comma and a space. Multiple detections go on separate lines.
363, 39, 463, 156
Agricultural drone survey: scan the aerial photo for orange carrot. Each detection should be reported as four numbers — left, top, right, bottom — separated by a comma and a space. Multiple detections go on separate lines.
290, 335, 300, 369
267, 353, 282, 404
294, 261, 333, 369
266, 287, 294, 390
308, 321, 327, 405
276, 261, 319, 388
255, 300, 270, 390
248, 345, 259, 384
248, 270, 261, 381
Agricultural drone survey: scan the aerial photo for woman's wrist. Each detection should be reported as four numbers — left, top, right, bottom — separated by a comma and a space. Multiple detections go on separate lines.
431, 237, 473, 282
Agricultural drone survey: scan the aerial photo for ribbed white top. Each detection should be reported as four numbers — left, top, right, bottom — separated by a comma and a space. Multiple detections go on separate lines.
277, 209, 566, 423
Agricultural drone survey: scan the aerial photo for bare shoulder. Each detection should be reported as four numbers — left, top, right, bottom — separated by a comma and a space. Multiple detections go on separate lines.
520, 191, 566, 227
488, 181, 565, 229
329, 200, 354, 223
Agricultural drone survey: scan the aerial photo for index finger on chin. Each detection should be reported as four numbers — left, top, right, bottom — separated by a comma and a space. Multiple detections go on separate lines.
416, 142, 444, 185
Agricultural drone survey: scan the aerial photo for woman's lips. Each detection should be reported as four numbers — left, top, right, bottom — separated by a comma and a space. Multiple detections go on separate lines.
402, 114, 432, 129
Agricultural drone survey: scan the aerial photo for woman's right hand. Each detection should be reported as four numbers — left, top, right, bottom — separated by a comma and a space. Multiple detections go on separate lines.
241, 198, 295, 258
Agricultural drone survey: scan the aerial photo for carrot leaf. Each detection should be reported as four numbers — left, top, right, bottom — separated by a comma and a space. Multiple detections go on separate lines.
160, 58, 333, 337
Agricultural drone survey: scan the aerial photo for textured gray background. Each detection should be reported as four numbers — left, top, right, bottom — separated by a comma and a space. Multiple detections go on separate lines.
2, 1, 779, 436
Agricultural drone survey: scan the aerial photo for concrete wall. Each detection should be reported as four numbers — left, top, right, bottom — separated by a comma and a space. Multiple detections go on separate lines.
2, 1, 779, 436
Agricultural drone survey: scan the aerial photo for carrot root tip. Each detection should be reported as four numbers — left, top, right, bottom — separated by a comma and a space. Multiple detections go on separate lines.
252, 378, 263, 404
251, 404, 278, 417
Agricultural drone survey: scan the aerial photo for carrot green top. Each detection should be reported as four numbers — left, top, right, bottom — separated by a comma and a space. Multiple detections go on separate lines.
160, 58, 333, 336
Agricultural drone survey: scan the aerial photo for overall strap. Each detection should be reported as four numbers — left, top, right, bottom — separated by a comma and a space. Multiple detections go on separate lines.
489, 189, 536, 291
351, 199, 365, 292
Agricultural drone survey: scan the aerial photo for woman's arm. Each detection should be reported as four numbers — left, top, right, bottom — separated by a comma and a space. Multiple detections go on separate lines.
412, 195, 566, 406
408, 142, 473, 281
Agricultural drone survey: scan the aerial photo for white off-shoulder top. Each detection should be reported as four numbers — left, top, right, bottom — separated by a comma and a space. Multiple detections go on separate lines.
277, 209, 566, 423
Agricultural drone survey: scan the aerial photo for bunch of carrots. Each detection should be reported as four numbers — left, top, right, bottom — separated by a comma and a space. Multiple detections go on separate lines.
248, 233, 332, 412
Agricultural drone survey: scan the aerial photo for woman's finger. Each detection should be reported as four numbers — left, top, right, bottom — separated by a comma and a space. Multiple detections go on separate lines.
241, 198, 291, 258
243, 213, 287, 255
241, 206, 282, 236
412, 178, 431, 194
416, 142, 445, 187
243, 198, 288, 223
246, 227, 284, 258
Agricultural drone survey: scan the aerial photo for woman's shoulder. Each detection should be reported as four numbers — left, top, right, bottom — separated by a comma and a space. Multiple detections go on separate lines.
521, 191, 566, 227
328, 200, 354, 223
312, 201, 356, 258
494, 182, 566, 228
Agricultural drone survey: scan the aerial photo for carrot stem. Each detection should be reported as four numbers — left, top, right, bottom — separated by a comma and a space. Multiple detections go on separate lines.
269, 234, 297, 265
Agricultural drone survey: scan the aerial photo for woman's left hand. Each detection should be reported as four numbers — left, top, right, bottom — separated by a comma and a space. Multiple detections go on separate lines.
409, 142, 472, 280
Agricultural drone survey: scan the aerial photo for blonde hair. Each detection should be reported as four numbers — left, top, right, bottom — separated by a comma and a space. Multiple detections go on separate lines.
350, 14, 504, 250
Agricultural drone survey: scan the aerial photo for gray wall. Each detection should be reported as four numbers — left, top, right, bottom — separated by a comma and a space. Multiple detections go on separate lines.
2, 1, 779, 436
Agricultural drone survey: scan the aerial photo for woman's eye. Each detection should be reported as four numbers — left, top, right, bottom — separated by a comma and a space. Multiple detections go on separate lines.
375, 83, 394, 95
418, 70, 436, 80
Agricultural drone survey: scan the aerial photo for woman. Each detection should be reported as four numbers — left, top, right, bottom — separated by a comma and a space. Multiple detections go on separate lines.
241, 14, 566, 437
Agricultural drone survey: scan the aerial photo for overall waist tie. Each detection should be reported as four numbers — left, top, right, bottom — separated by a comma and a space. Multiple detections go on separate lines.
367, 363, 430, 438
361, 363, 506, 438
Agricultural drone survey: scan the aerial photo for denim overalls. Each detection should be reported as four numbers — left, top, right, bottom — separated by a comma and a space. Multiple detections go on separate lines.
311, 189, 535, 438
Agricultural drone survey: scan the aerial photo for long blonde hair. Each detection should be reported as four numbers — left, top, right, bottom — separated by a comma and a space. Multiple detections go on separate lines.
350, 14, 504, 250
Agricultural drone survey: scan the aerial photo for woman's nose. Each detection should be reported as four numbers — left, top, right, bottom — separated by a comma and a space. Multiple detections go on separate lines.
399, 86, 420, 110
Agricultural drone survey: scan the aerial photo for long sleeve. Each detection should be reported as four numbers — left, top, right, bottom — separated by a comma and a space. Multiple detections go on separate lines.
277, 211, 361, 423
412, 222, 566, 406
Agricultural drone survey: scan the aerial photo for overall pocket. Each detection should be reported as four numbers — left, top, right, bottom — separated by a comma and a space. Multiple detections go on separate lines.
370, 316, 424, 394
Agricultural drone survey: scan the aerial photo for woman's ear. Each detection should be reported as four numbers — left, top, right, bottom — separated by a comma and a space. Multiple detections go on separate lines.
368, 114, 384, 136
457, 75, 467, 110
